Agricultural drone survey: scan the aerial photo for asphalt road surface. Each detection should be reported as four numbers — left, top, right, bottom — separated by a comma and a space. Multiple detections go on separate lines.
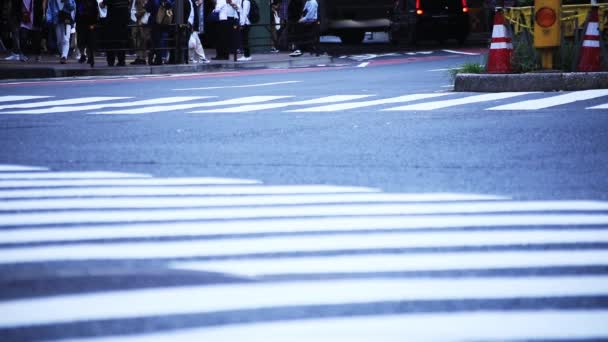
1, 47, 608, 341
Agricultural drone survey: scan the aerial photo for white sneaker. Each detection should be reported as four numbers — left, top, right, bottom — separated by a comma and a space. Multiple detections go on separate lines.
289, 50, 302, 57
200, 58, 210, 64
4, 53, 20, 61
237, 56, 252, 61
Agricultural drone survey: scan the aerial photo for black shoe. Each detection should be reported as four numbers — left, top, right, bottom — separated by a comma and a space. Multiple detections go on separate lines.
60, 57, 67, 64
116, 61, 126, 67
78, 55, 86, 63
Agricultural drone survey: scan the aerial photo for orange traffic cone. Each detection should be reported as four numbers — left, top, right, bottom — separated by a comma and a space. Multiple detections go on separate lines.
486, 9, 513, 73
577, 6, 601, 72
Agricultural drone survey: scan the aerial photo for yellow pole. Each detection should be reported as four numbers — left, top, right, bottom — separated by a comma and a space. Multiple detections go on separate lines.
540, 49, 554, 69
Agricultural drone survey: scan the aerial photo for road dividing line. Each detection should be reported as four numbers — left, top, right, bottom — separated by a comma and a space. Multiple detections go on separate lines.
1, 214, 606, 244
173, 81, 302, 91
357, 62, 370, 67
384, 92, 530, 111
192, 95, 373, 113
0, 171, 150, 180
2, 97, 211, 114
488, 89, 608, 110
71, 311, 608, 342
288, 93, 450, 112
171, 249, 608, 277
0, 193, 504, 211
0, 277, 607, 328
93, 96, 291, 114
0, 96, 52, 103
0, 97, 129, 111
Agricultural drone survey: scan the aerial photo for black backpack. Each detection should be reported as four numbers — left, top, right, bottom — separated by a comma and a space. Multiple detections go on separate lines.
248, 0, 260, 23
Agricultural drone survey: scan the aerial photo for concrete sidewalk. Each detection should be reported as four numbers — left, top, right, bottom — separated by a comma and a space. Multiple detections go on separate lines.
0, 49, 333, 80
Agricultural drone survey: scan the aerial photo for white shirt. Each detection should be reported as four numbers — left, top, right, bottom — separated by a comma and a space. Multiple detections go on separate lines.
239, 0, 250, 26
300, 0, 318, 23
215, 0, 238, 20
187, 0, 194, 25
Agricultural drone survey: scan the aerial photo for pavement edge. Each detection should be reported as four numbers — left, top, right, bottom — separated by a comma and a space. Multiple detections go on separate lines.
454, 72, 608, 92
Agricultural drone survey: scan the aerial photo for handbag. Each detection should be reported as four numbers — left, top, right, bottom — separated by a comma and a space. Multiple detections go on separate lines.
156, 5, 174, 25
207, 10, 220, 22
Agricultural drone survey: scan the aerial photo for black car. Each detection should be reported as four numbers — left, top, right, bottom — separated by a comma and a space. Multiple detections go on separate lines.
390, 0, 470, 45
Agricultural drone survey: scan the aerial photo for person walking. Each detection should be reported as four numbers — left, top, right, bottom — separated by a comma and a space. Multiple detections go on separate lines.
46, 0, 76, 64
101, 0, 129, 66
75, 0, 99, 66
289, 0, 317, 57
188, 0, 209, 63
237, 0, 251, 61
211, 0, 238, 60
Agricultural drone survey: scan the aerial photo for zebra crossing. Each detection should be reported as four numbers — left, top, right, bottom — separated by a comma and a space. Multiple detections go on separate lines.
1, 164, 608, 341
1, 89, 608, 115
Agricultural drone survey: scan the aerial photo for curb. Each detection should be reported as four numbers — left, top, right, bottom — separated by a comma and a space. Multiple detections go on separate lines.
454, 72, 608, 92
0, 55, 333, 80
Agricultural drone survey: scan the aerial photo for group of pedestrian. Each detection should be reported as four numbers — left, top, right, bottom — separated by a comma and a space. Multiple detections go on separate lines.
2, 0, 318, 66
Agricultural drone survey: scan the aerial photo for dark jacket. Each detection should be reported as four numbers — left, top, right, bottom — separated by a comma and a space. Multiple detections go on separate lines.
76, 0, 99, 25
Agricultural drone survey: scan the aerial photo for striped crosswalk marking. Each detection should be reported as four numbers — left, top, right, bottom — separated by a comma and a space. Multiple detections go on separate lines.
2, 201, 607, 227
287, 94, 450, 112
384, 92, 530, 111
0, 176, 261, 189
0, 184, 376, 199
1, 96, 211, 114
2, 214, 607, 244
586, 102, 608, 109
0, 193, 503, 211
1, 164, 608, 341
2, 229, 608, 264
1, 277, 607, 329
0, 97, 129, 111
0, 165, 49, 171
77, 311, 606, 342
488, 89, 608, 110
93, 96, 291, 114
192, 95, 373, 113
0, 95, 52, 103
0, 171, 150, 180
172, 250, 608, 277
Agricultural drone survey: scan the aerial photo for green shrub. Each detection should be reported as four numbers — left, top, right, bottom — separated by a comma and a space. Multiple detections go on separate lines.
511, 30, 540, 72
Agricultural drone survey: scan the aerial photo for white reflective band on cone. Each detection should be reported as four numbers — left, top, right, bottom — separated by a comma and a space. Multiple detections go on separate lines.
490, 42, 513, 49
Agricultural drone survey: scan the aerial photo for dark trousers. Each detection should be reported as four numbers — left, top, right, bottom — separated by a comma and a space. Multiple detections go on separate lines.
149, 25, 168, 64
240, 25, 250, 57
105, 11, 129, 65
215, 17, 237, 59
76, 23, 96, 64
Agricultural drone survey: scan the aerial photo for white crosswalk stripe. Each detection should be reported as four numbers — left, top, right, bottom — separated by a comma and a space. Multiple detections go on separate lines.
1, 97, 210, 114
0, 97, 129, 111
1, 163, 608, 341
0, 91, 608, 115
191, 95, 373, 113
286, 93, 450, 112
92, 96, 290, 114
384, 92, 530, 111
0, 95, 52, 103
487, 89, 608, 110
